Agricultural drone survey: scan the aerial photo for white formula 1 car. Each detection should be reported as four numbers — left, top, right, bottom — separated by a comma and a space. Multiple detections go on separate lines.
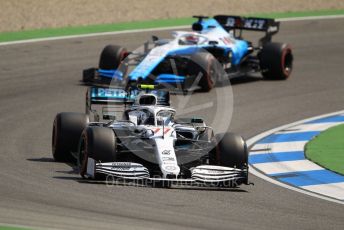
52, 87, 249, 187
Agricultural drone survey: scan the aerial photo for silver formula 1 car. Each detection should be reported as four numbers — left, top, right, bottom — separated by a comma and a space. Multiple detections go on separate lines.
52, 87, 249, 187
83, 15, 293, 92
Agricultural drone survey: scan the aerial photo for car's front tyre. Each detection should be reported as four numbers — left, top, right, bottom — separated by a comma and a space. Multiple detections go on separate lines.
52, 113, 89, 162
210, 132, 248, 186
78, 127, 117, 178
213, 132, 248, 169
99, 45, 128, 70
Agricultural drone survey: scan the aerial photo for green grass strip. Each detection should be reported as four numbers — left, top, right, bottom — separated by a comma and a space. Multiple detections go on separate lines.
305, 124, 344, 175
0, 17, 194, 43
0, 226, 32, 230
0, 9, 344, 43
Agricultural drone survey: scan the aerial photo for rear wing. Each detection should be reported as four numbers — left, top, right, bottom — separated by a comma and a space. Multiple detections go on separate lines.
214, 15, 280, 44
86, 86, 171, 121
88, 87, 136, 105
86, 87, 138, 121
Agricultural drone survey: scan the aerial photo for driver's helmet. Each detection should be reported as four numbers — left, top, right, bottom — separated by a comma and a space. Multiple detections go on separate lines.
138, 109, 154, 125
179, 34, 199, 45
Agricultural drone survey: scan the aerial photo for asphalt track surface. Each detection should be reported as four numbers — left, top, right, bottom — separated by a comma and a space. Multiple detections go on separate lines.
0, 19, 344, 230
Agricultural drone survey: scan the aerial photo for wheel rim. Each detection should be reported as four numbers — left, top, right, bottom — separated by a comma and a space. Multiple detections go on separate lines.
209, 63, 216, 86
206, 57, 216, 88
282, 48, 293, 77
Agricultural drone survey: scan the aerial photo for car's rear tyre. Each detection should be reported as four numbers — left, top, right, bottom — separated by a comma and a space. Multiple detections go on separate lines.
99, 45, 128, 70
259, 42, 293, 80
52, 113, 89, 162
188, 53, 219, 92
79, 127, 117, 178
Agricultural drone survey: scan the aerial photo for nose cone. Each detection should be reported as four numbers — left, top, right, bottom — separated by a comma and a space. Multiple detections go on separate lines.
162, 164, 180, 178
154, 135, 180, 178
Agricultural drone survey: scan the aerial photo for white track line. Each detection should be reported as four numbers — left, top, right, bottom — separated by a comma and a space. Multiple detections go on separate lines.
278, 14, 344, 22
247, 110, 344, 205
1, 14, 344, 46
0, 25, 189, 46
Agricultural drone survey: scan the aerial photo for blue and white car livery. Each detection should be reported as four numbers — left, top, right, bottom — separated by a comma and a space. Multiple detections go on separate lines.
83, 15, 293, 91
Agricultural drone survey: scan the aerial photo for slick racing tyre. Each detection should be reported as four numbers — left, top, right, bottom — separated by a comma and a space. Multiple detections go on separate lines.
212, 133, 249, 187
188, 52, 219, 92
79, 127, 117, 178
213, 132, 248, 169
99, 45, 128, 70
259, 42, 293, 80
52, 113, 89, 162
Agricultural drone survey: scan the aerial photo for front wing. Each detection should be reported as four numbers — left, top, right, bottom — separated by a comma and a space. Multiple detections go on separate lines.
86, 158, 248, 186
